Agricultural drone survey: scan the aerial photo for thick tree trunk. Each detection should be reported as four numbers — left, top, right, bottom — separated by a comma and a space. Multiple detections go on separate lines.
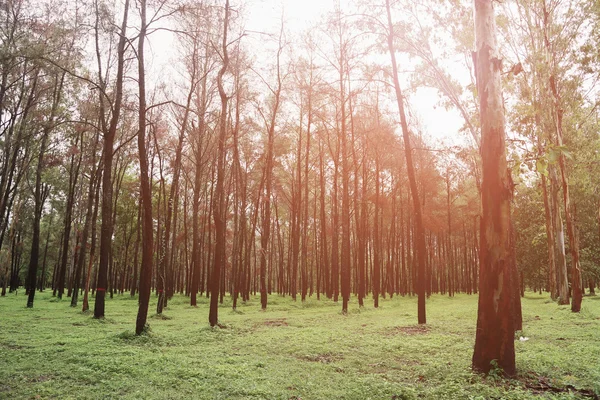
471, 0, 516, 376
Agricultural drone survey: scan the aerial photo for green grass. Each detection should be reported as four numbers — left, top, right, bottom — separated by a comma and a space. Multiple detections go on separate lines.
1, 291, 599, 399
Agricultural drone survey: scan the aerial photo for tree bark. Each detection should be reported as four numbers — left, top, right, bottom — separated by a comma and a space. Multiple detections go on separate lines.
471, 0, 516, 376
25, 118, 51, 307
135, 0, 154, 335
94, 0, 129, 319
385, 0, 426, 324
71, 133, 100, 307
209, 0, 230, 327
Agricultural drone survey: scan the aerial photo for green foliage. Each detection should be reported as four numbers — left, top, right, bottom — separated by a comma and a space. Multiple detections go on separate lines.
514, 185, 548, 290
1, 292, 599, 399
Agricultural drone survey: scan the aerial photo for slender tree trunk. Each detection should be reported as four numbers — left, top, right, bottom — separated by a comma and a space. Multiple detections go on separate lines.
541, 0, 581, 312
135, 0, 154, 335
94, 0, 129, 319
209, 0, 230, 326
385, 0, 426, 324
259, 22, 283, 309
38, 213, 53, 292
25, 125, 51, 308
373, 158, 381, 308
301, 89, 312, 303
318, 141, 330, 298
231, 75, 245, 309
82, 167, 102, 312
71, 133, 100, 307
540, 173, 557, 299
339, 41, 351, 315
550, 169, 569, 305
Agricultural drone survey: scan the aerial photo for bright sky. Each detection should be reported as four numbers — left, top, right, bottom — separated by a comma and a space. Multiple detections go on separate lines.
244, 0, 465, 145
146, 0, 465, 146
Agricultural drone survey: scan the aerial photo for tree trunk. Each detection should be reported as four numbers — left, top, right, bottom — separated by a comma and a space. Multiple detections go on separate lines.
25, 124, 51, 308
94, 0, 129, 319
135, 0, 154, 335
550, 169, 569, 305
209, 0, 230, 327
82, 167, 102, 312
541, 0, 581, 312
471, 0, 516, 376
540, 173, 557, 299
71, 133, 100, 307
385, 0, 426, 324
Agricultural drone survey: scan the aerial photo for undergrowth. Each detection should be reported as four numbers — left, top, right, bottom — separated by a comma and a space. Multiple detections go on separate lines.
1, 291, 598, 399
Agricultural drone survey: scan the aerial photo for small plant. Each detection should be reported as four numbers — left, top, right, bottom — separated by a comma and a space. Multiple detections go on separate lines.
487, 360, 503, 383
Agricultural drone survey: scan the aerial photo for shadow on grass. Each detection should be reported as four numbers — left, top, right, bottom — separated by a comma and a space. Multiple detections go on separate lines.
522, 295, 546, 300
151, 313, 172, 320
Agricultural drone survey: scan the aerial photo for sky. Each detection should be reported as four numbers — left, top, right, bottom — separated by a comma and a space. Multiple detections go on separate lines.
244, 0, 465, 145
145, 0, 466, 147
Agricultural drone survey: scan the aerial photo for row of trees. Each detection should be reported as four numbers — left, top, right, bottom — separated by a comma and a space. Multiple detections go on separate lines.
1, 0, 599, 374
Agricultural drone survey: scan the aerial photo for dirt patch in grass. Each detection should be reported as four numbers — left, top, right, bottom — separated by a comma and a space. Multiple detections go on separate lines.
29, 375, 52, 383
263, 318, 288, 327
151, 313, 172, 320
297, 352, 343, 364
385, 325, 430, 336
0, 342, 26, 350
521, 373, 599, 399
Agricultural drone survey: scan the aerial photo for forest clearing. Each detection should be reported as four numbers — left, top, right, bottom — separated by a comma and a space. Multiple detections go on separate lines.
2, 0, 600, 397
1, 292, 599, 399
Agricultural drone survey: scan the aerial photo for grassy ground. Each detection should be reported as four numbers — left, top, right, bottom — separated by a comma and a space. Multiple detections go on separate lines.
1, 291, 599, 400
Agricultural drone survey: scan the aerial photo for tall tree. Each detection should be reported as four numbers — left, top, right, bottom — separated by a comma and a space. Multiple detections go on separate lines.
471, 0, 517, 376
540, 0, 583, 312
258, 21, 285, 310
94, 0, 130, 319
385, 0, 426, 324
25, 76, 59, 307
209, 0, 230, 327
135, 0, 153, 336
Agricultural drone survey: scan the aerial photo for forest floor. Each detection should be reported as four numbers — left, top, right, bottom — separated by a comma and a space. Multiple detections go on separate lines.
1, 291, 599, 400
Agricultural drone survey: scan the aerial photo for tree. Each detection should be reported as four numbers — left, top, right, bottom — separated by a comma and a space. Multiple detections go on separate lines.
209, 0, 230, 327
385, 0, 427, 324
25, 86, 55, 307
471, 0, 517, 376
94, 0, 130, 319
134, 0, 153, 336
258, 19, 285, 310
